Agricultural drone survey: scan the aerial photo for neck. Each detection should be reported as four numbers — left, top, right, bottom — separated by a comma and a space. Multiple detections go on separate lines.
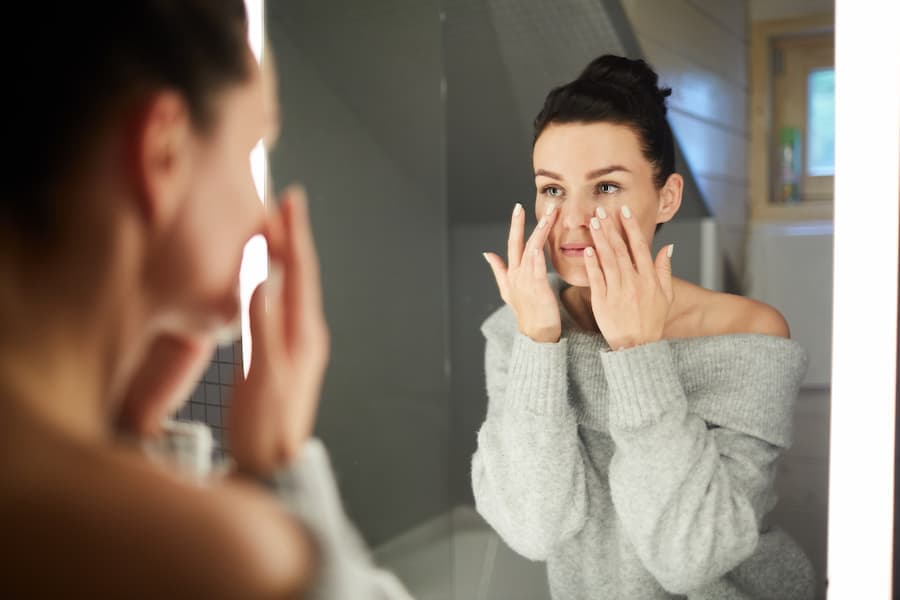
565, 277, 692, 334
0, 266, 148, 444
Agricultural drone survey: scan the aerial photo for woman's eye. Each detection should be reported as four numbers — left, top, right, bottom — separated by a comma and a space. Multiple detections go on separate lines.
598, 183, 620, 194
542, 185, 564, 198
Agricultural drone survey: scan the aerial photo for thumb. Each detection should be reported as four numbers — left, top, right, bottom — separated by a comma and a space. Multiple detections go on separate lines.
655, 244, 675, 303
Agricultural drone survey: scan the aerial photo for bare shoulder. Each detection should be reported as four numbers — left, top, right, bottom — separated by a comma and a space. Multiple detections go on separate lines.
1, 435, 315, 599
702, 290, 791, 339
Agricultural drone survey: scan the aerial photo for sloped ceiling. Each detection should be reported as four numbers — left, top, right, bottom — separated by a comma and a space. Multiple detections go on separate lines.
445, 0, 708, 222
269, 0, 708, 225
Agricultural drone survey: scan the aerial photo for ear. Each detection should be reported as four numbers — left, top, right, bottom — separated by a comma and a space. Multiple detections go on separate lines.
130, 91, 193, 229
656, 173, 683, 226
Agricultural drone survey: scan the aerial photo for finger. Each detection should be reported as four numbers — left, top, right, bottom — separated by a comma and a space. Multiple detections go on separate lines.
507, 203, 526, 269
656, 244, 675, 303
590, 215, 620, 295
482, 252, 510, 301
278, 190, 300, 351
524, 203, 558, 257
619, 205, 654, 274
286, 186, 326, 352
247, 278, 279, 373
116, 334, 215, 435
583, 246, 607, 300
599, 209, 635, 282
532, 245, 548, 278
265, 203, 288, 263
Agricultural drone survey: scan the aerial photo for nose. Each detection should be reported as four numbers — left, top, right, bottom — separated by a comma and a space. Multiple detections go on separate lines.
559, 195, 595, 230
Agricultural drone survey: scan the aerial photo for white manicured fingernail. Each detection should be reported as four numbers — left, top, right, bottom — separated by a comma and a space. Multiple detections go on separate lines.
545, 203, 555, 215
596, 206, 607, 219
482, 252, 490, 263
667, 244, 675, 258
621, 205, 632, 219
590, 217, 600, 230
513, 203, 523, 216
538, 216, 547, 229
585, 247, 595, 257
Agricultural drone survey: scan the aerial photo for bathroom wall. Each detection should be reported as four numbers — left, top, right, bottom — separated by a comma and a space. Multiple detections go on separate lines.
263, 0, 451, 548
621, 0, 751, 277
177, 341, 242, 462
749, 0, 833, 21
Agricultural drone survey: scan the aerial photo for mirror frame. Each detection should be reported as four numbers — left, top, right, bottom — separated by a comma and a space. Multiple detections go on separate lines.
828, 0, 900, 597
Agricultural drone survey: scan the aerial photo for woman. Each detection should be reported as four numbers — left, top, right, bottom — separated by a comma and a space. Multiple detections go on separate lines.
475, 55, 815, 599
0, 3, 405, 598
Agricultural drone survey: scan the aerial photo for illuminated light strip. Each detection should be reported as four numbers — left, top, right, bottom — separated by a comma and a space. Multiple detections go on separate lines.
239, 0, 267, 376
828, 0, 900, 597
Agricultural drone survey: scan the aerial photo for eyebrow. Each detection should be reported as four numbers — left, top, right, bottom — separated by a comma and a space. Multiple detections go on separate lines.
534, 165, 631, 180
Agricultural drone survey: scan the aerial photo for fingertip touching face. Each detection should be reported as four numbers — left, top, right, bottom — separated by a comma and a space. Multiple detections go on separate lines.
532, 121, 682, 287
140, 54, 274, 337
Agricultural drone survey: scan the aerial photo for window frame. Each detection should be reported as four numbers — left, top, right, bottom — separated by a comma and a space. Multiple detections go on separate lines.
750, 14, 835, 222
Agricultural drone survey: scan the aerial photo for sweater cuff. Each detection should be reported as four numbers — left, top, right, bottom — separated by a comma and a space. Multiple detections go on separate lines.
504, 332, 570, 417
600, 340, 686, 430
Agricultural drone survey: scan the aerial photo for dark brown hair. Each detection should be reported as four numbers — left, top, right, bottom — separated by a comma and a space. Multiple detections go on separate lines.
5, 1, 251, 241
534, 55, 675, 189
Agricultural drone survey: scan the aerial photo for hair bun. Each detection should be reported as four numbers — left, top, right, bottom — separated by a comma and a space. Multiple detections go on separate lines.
576, 55, 672, 115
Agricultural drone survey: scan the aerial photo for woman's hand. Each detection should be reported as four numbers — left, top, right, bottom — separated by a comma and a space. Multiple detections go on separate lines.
483, 203, 561, 343
583, 206, 674, 350
116, 333, 216, 437
228, 186, 330, 478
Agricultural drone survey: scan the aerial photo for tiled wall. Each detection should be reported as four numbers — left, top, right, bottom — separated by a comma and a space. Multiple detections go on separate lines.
175, 340, 242, 462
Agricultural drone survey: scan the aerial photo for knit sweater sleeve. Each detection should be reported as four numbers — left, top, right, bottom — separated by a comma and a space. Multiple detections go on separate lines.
600, 339, 799, 595
470, 309, 593, 561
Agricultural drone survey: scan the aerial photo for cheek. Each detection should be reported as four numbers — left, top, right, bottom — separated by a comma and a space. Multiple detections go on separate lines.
182, 150, 264, 291
200, 147, 263, 239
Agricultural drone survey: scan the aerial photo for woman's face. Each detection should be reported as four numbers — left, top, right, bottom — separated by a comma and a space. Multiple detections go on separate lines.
143, 57, 277, 338
532, 121, 675, 288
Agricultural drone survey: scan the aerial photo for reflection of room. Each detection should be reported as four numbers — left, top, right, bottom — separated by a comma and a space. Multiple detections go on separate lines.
177, 1, 835, 598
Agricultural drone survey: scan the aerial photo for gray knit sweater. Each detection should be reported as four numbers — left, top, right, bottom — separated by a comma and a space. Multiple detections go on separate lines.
472, 281, 815, 600
142, 423, 412, 600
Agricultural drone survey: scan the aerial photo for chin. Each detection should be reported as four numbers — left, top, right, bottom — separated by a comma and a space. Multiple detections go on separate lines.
164, 288, 242, 340
205, 291, 242, 341
550, 258, 589, 288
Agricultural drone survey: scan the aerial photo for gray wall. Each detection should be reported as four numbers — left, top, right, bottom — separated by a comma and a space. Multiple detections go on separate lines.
267, 0, 451, 547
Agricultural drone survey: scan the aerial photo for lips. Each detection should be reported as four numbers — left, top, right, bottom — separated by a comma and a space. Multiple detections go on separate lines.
560, 242, 592, 257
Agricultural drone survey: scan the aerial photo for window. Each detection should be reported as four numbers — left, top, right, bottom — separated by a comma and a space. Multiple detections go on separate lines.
806, 67, 834, 177
771, 32, 834, 204
750, 15, 835, 222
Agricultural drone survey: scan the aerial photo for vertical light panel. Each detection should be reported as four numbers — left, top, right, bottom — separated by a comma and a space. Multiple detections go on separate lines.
239, 0, 267, 375
828, 0, 900, 598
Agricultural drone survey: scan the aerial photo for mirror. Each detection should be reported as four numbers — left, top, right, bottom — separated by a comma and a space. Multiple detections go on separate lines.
181, 1, 841, 598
